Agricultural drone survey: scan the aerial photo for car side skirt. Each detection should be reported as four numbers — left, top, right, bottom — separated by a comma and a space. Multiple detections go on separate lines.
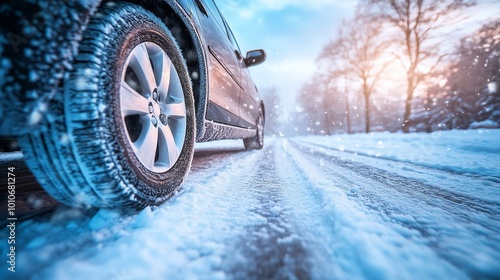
197, 120, 255, 143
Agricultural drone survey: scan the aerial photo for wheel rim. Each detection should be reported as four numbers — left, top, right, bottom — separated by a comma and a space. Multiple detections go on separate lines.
120, 42, 186, 173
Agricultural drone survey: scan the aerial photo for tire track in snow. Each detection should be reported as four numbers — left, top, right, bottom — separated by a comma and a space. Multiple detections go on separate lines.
271, 139, 469, 279
225, 142, 312, 280
225, 139, 357, 279
292, 139, 500, 225
297, 137, 500, 183
269, 140, 343, 279
5, 137, 499, 279
8, 148, 273, 279
288, 139, 500, 279
191, 146, 248, 172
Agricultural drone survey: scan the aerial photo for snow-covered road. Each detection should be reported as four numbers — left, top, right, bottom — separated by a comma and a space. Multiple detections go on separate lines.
1, 130, 500, 279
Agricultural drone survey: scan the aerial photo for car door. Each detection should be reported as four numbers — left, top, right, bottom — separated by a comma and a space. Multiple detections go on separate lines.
192, 0, 242, 126
224, 25, 260, 129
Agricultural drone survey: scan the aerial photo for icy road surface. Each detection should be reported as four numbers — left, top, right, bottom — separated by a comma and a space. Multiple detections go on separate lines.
1, 130, 500, 279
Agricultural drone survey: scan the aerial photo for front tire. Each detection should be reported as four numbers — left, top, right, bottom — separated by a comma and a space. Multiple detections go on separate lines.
18, 2, 195, 209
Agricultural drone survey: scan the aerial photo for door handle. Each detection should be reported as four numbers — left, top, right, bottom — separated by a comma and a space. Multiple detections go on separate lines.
235, 50, 244, 63
195, 0, 208, 16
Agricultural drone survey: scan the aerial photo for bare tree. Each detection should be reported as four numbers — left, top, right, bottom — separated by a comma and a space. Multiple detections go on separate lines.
260, 87, 283, 136
367, 0, 475, 132
294, 73, 346, 135
343, 74, 352, 134
295, 77, 325, 135
320, 8, 391, 133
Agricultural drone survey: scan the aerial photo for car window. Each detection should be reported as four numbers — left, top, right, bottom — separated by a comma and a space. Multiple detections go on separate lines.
204, 0, 227, 35
225, 20, 242, 53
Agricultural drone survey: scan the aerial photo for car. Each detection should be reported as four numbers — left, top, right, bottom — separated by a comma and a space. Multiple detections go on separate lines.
0, 0, 266, 209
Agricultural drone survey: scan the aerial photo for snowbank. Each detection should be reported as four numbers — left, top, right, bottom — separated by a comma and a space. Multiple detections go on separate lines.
299, 129, 500, 177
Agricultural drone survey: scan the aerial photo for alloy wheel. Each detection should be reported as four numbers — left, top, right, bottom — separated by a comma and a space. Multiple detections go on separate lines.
120, 42, 187, 173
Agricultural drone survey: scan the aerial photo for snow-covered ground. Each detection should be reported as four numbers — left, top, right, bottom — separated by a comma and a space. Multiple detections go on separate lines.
1, 129, 499, 279
299, 129, 500, 177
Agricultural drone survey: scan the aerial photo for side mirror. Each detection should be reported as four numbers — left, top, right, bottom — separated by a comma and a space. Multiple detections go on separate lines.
244, 49, 266, 67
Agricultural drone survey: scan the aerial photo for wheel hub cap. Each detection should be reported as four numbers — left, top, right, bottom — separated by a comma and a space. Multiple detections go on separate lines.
120, 42, 186, 173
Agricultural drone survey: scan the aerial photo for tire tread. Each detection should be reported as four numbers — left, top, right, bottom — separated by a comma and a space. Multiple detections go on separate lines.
18, 2, 196, 209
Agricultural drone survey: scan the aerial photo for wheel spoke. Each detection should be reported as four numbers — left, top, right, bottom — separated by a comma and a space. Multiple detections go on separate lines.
154, 51, 171, 100
158, 124, 180, 167
165, 62, 184, 102
121, 41, 187, 173
135, 121, 158, 168
164, 101, 186, 119
129, 43, 156, 94
120, 82, 150, 116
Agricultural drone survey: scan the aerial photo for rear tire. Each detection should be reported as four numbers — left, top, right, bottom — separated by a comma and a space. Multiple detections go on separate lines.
244, 106, 265, 150
18, 2, 195, 209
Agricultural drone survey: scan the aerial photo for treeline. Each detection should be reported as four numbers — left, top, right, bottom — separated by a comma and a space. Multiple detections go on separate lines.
411, 20, 500, 131
292, 0, 499, 135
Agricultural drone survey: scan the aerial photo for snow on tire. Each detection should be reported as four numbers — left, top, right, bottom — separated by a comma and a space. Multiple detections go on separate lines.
244, 106, 265, 150
18, 2, 196, 209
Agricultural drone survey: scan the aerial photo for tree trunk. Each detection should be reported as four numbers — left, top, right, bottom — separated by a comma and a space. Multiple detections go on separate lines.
324, 112, 331, 135
322, 92, 331, 135
425, 91, 432, 133
365, 94, 371, 133
345, 84, 352, 134
402, 76, 415, 133
363, 82, 370, 133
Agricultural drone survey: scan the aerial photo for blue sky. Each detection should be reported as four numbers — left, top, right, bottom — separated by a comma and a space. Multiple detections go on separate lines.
216, 0, 357, 110
216, 0, 500, 113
